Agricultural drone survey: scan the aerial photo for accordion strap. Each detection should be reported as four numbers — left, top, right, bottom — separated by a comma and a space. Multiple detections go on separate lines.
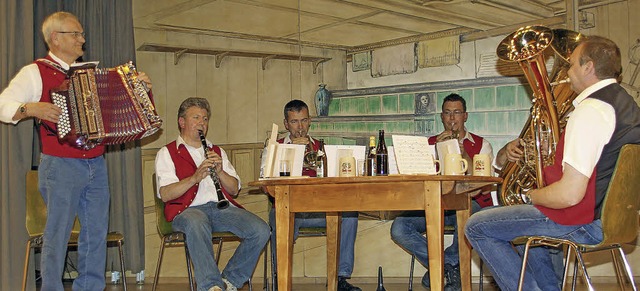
35, 58, 68, 75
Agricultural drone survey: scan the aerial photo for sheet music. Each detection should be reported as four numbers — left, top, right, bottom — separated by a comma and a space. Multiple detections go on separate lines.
435, 138, 461, 159
391, 135, 437, 174
262, 123, 279, 178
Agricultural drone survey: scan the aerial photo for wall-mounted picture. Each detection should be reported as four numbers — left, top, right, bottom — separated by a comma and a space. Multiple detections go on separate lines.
352, 52, 371, 72
415, 92, 436, 115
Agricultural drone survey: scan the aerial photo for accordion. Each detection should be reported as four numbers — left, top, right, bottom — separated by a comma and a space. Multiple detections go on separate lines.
52, 62, 162, 149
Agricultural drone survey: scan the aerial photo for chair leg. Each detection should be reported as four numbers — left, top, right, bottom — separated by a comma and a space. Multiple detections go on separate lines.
571, 252, 579, 291
152, 240, 167, 291
560, 245, 572, 290
263, 241, 269, 291
214, 238, 223, 263
22, 241, 32, 291
118, 241, 127, 291
408, 254, 415, 291
613, 247, 637, 291
517, 239, 534, 291
271, 240, 277, 291
478, 259, 483, 291
185, 246, 195, 291
574, 250, 595, 291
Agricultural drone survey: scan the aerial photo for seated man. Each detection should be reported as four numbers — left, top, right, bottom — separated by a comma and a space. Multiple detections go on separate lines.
261, 99, 361, 291
465, 36, 640, 290
156, 97, 270, 291
390, 93, 495, 290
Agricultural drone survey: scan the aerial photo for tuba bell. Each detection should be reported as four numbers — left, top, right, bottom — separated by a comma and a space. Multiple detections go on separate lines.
496, 26, 585, 205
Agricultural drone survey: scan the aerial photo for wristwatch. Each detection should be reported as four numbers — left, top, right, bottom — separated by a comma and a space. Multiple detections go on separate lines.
524, 191, 533, 204
19, 103, 28, 115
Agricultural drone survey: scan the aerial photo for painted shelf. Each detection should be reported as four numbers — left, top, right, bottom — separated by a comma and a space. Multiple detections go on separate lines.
137, 43, 331, 73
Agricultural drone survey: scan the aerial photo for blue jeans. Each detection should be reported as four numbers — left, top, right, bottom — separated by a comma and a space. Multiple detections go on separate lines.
269, 209, 359, 277
172, 202, 270, 291
464, 205, 603, 291
390, 199, 482, 268
38, 154, 110, 291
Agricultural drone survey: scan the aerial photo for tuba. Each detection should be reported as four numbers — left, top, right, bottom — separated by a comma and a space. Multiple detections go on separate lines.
496, 26, 585, 205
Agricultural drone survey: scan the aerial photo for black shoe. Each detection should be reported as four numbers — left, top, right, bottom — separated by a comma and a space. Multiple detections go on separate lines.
443, 263, 461, 291
337, 277, 362, 291
421, 271, 430, 288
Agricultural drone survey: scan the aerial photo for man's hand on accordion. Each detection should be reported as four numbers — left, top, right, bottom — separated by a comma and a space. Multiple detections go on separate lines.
137, 72, 152, 90
21, 102, 62, 123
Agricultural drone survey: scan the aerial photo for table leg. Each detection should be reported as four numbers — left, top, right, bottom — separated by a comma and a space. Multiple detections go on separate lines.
326, 212, 341, 291
275, 186, 294, 291
457, 208, 472, 291
424, 181, 444, 291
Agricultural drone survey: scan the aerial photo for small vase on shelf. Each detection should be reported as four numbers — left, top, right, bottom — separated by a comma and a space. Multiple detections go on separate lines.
314, 83, 331, 117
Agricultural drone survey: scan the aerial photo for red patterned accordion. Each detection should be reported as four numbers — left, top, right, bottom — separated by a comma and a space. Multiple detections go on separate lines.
51, 62, 162, 149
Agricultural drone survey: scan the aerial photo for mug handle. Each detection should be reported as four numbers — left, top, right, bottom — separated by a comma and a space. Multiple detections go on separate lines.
433, 160, 441, 175
460, 159, 468, 174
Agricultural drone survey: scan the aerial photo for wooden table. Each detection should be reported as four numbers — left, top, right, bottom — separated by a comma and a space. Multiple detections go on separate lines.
249, 175, 501, 291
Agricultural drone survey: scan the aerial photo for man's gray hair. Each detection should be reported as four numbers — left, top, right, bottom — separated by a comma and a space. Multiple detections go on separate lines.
42, 11, 79, 47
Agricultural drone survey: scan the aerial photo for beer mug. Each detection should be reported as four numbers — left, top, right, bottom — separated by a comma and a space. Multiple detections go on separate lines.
472, 153, 492, 176
339, 156, 356, 177
443, 153, 468, 175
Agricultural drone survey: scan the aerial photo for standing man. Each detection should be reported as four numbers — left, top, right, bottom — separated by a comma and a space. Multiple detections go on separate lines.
390, 93, 494, 290
261, 99, 361, 291
0, 12, 151, 290
465, 36, 640, 291
155, 97, 270, 291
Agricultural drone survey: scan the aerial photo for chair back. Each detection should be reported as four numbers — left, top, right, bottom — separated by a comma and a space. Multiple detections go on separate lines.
153, 174, 174, 236
599, 144, 640, 245
25, 170, 80, 237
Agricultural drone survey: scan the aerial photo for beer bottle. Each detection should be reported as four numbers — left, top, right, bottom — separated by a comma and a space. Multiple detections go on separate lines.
316, 139, 328, 178
376, 266, 386, 291
376, 130, 388, 176
366, 136, 377, 176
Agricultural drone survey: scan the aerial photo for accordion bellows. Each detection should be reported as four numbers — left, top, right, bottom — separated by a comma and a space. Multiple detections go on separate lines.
52, 62, 162, 149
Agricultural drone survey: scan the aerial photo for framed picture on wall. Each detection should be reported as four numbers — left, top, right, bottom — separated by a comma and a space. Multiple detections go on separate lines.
352, 52, 371, 72
415, 92, 436, 115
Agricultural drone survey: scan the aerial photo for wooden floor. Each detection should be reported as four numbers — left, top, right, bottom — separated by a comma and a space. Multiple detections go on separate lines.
52, 280, 631, 291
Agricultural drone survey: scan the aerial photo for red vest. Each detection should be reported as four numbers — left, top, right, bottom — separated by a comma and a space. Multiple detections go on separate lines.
429, 133, 493, 207
35, 57, 104, 158
536, 133, 597, 225
163, 141, 243, 222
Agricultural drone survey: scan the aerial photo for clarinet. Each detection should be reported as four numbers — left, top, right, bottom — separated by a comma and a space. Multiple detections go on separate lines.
198, 130, 229, 209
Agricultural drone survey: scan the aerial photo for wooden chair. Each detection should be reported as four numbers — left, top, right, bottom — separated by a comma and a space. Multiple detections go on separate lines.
22, 170, 126, 291
152, 193, 265, 291
515, 144, 640, 291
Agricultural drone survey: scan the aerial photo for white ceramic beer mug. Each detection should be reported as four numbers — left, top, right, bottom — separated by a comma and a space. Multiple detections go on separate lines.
339, 156, 356, 177
472, 153, 492, 176
443, 153, 468, 175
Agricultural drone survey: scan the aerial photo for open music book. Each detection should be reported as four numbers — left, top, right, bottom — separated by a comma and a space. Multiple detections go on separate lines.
391, 135, 438, 174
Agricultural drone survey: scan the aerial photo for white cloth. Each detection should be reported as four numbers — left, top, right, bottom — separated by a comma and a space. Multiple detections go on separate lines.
155, 135, 241, 207
563, 79, 617, 178
0, 52, 69, 123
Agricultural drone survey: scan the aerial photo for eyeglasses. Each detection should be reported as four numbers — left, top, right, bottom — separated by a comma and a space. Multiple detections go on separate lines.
56, 31, 85, 38
442, 110, 465, 117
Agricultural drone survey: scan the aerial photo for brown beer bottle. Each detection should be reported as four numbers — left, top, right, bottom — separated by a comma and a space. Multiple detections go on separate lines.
366, 136, 377, 176
376, 130, 388, 176
317, 139, 328, 178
